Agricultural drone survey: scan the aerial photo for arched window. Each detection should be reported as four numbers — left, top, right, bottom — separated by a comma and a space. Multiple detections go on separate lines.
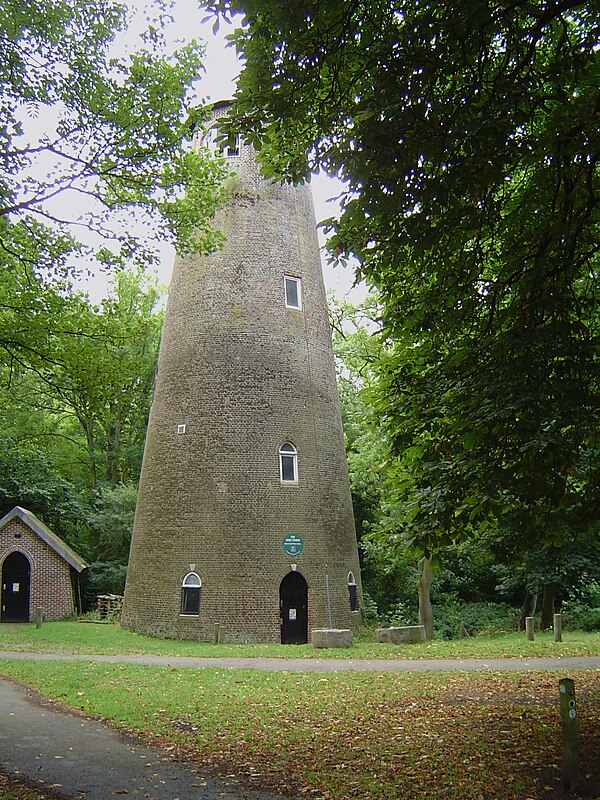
347, 571, 358, 612
180, 572, 201, 615
279, 442, 298, 484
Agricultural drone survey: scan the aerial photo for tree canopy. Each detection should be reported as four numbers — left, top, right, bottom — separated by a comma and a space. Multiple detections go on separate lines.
207, 0, 600, 553
1, 0, 225, 373
0, 266, 164, 596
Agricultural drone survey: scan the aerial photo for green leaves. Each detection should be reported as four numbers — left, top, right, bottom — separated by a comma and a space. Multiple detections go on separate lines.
0, 0, 226, 291
212, 0, 600, 557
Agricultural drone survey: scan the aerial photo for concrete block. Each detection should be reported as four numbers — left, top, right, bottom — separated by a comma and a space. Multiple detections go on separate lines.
376, 625, 426, 644
312, 628, 353, 648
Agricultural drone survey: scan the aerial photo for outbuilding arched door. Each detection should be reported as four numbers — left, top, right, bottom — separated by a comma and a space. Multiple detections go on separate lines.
1, 551, 31, 622
279, 571, 308, 644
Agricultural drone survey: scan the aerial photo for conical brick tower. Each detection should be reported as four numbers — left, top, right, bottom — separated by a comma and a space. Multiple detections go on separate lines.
122, 102, 363, 643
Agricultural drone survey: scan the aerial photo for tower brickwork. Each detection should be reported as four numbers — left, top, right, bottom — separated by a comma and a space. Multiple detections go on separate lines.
122, 102, 363, 642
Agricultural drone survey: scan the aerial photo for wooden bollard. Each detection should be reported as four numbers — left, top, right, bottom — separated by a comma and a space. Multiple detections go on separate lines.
554, 613, 562, 642
214, 623, 220, 644
559, 677, 579, 792
35, 607, 43, 629
525, 616, 535, 641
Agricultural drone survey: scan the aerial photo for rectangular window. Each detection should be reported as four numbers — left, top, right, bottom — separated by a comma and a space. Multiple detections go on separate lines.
284, 275, 302, 309
206, 127, 240, 157
224, 134, 240, 157
181, 587, 200, 614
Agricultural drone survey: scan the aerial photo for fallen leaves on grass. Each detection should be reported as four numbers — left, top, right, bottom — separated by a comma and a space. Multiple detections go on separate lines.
153, 670, 600, 800
2, 661, 599, 800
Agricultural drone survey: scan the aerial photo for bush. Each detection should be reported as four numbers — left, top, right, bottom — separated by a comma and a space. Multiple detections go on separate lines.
358, 591, 519, 639
386, 600, 415, 627
432, 600, 519, 640
360, 589, 382, 625
562, 606, 600, 631
560, 579, 600, 631
80, 561, 128, 612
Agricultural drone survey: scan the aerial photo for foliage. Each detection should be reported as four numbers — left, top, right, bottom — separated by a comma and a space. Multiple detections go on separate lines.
30, 267, 164, 488
0, 0, 224, 258
0, 0, 225, 379
431, 600, 519, 640
432, 541, 504, 603
493, 533, 600, 602
0, 440, 87, 551
87, 483, 137, 563
0, 267, 162, 569
1, 660, 599, 798
330, 294, 600, 638
561, 577, 600, 631
80, 562, 128, 611
359, 534, 417, 618
330, 294, 386, 536
206, 0, 600, 561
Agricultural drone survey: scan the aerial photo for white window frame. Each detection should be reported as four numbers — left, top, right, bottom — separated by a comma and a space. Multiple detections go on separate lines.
279, 442, 298, 484
284, 275, 302, 310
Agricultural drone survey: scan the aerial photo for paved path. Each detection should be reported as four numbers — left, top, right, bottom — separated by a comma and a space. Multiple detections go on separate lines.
1, 650, 600, 672
0, 677, 287, 800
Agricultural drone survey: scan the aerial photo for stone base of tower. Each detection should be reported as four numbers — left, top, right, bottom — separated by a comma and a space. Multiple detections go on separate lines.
121, 566, 363, 645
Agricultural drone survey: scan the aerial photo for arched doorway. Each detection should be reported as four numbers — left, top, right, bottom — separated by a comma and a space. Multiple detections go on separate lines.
1, 551, 31, 622
279, 571, 308, 644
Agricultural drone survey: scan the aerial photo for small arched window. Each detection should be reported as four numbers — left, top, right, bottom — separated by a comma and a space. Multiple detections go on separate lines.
181, 572, 201, 615
347, 571, 358, 612
279, 442, 298, 484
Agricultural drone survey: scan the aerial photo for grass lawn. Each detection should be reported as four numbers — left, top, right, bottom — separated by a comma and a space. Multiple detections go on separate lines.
0, 658, 599, 800
0, 620, 599, 659
1, 624, 599, 798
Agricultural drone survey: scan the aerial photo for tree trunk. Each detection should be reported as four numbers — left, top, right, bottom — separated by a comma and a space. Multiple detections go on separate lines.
519, 591, 537, 631
540, 584, 556, 630
417, 556, 434, 640
106, 418, 122, 484
77, 414, 97, 489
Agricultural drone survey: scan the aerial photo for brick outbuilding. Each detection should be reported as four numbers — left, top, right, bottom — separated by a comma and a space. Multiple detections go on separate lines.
0, 506, 87, 622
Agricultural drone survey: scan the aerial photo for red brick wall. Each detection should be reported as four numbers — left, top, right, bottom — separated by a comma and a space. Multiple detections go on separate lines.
1, 518, 76, 621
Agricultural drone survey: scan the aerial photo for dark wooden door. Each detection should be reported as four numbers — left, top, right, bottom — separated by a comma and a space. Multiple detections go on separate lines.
280, 571, 308, 644
1, 551, 31, 622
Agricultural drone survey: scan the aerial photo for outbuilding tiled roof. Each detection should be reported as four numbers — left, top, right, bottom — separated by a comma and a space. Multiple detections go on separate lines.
0, 506, 88, 573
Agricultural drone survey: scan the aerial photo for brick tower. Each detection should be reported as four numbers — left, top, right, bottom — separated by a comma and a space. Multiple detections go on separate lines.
122, 102, 363, 643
